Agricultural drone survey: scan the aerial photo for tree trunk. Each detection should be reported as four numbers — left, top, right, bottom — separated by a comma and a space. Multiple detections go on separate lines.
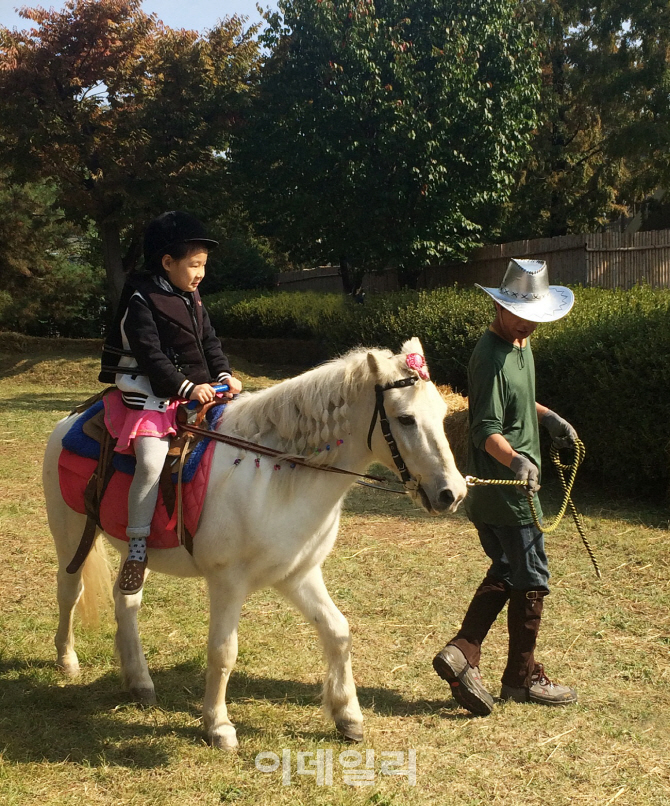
100, 220, 127, 315
548, 30, 569, 238
339, 255, 365, 295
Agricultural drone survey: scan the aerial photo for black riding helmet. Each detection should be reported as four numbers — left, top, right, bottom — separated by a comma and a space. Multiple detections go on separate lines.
143, 211, 219, 268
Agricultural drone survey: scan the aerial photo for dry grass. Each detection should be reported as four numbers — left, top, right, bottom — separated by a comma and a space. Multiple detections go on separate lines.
1, 340, 669, 805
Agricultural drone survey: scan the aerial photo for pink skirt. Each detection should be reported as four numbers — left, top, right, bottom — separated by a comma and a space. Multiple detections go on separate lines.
104, 388, 181, 454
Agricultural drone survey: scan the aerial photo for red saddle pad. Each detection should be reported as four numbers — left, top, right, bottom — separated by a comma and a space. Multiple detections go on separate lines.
58, 445, 215, 549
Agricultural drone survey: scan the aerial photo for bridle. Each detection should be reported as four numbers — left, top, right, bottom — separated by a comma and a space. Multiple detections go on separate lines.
366, 376, 420, 492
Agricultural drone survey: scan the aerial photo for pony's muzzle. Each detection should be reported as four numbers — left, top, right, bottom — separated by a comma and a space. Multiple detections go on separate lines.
431, 483, 467, 514
414, 483, 463, 515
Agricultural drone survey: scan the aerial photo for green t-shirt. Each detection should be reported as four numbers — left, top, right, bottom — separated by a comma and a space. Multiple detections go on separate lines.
464, 328, 543, 527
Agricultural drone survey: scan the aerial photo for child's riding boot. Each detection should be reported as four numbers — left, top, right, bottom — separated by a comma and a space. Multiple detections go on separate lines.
119, 526, 149, 595
500, 589, 577, 706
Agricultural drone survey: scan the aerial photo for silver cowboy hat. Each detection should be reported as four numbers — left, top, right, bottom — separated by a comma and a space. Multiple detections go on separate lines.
475, 259, 574, 323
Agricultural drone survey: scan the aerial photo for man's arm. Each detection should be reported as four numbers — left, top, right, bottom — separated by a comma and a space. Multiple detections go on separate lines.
483, 433, 516, 468
536, 402, 550, 421
536, 403, 578, 448
484, 433, 540, 492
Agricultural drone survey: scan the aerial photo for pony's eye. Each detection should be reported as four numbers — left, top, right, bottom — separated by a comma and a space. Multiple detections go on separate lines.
398, 415, 416, 427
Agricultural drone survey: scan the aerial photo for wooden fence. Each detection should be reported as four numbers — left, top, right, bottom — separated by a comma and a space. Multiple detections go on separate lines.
276, 229, 670, 292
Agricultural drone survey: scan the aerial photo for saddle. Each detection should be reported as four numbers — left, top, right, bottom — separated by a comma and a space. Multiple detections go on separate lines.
65, 389, 220, 574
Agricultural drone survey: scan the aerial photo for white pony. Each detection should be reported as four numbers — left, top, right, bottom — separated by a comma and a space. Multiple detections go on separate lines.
43, 338, 467, 749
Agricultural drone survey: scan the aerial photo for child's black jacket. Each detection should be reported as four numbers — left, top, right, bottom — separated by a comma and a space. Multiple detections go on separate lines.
99, 273, 230, 399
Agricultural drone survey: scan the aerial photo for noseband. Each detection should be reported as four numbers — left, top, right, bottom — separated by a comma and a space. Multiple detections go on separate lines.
366, 377, 418, 488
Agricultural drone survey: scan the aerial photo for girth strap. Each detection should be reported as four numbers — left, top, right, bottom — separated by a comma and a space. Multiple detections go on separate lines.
66, 427, 118, 574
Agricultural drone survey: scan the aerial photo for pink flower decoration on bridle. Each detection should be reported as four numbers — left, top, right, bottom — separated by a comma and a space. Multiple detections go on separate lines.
406, 352, 430, 380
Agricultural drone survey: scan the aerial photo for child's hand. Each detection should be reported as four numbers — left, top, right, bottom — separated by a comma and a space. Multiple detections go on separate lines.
190, 383, 217, 404
213, 376, 242, 400
228, 376, 243, 395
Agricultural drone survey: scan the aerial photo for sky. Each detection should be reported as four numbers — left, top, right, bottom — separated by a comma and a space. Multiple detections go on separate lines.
0, 0, 276, 32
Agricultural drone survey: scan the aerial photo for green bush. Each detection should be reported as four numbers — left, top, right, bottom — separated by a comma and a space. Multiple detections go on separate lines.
206, 290, 349, 340
204, 285, 670, 498
532, 286, 670, 498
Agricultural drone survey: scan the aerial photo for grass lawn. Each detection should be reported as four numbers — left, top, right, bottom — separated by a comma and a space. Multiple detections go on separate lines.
0, 336, 669, 805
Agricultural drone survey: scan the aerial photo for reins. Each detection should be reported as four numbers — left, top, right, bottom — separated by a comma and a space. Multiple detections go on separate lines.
177, 375, 422, 496
177, 423, 398, 487
179, 386, 601, 578
466, 438, 601, 578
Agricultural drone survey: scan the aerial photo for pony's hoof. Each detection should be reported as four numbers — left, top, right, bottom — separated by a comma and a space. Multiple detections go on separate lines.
130, 686, 157, 705
209, 726, 238, 751
336, 721, 364, 743
57, 659, 80, 678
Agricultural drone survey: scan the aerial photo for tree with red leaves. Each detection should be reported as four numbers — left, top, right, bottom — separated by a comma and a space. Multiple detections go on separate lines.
0, 0, 259, 309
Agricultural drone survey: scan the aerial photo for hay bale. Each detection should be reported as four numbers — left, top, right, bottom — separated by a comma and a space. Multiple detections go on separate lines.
438, 385, 469, 472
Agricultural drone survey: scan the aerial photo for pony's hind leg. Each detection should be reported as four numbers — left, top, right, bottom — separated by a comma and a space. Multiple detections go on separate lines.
55, 562, 84, 676
276, 565, 364, 742
44, 416, 87, 675
47, 491, 89, 676
113, 563, 156, 704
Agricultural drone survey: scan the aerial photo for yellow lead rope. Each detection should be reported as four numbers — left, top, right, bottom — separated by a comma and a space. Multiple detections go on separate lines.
466, 439, 601, 579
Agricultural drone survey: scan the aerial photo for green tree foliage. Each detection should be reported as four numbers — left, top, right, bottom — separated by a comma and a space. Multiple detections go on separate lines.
0, 175, 106, 337
201, 231, 279, 293
496, 0, 670, 240
0, 0, 260, 309
233, 0, 540, 291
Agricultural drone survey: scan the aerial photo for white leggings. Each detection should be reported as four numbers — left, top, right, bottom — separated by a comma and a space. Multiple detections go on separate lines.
126, 435, 170, 539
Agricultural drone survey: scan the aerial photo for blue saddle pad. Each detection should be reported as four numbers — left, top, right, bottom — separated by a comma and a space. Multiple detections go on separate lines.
62, 400, 225, 483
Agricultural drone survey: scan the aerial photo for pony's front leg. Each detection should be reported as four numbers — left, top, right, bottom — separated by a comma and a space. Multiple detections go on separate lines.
276, 565, 364, 742
203, 576, 246, 750
113, 564, 155, 703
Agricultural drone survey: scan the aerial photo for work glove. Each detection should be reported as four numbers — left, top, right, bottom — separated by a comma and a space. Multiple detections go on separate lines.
510, 454, 541, 493
541, 410, 578, 449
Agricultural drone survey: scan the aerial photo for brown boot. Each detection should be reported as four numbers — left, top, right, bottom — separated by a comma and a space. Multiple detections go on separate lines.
449, 574, 510, 668
501, 588, 546, 688
433, 575, 508, 717
501, 663, 578, 706
433, 644, 495, 716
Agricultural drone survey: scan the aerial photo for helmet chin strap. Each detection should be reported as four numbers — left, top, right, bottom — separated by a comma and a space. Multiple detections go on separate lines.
366, 376, 418, 486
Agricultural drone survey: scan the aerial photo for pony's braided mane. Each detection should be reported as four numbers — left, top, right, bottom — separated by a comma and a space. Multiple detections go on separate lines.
220, 346, 394, 458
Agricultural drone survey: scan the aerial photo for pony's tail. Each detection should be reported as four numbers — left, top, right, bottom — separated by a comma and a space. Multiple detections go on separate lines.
77, 537, 114, 628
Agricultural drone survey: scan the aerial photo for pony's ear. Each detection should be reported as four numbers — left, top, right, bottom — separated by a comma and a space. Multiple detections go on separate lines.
401, 337, 424, 356
399, 337, 431, 380
366, 351, 381, 378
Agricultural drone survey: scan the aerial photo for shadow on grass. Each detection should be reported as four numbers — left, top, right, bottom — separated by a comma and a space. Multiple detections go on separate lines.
0, 392, 85, 413
0, 657, 251, 767
575, 480, 670, 529
0, 352, 98, 382
228, 669, 464, 724
0, 658, 463, 766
